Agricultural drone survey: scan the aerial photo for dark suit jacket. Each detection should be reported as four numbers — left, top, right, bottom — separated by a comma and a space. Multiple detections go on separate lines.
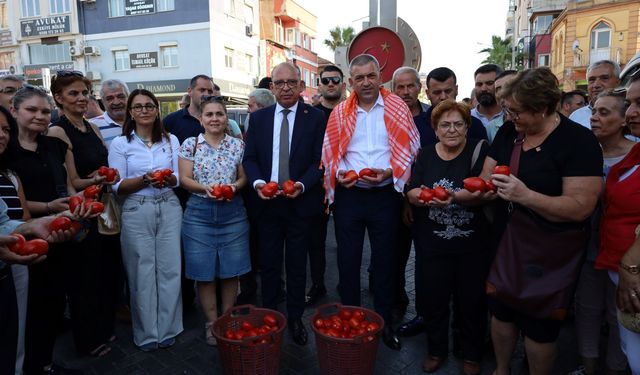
242, 102, 326, 218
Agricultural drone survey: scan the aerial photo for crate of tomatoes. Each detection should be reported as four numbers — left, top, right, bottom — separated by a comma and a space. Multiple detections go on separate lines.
311, 303, 384, 375
212, 305, 286, 375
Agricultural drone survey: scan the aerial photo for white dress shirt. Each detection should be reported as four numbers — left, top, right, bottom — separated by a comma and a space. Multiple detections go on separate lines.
253, 101, 305, 191
569, 105, 592, 129
109, 132, 181, 196
338, 95, 392, 187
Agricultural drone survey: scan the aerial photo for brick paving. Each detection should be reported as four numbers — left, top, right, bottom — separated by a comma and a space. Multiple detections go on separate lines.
52, 218, 581, 374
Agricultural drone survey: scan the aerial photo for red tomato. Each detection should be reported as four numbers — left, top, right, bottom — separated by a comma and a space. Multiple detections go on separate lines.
263, 314, 278, 328
327, 328, 341, 338
241, 321, 254, 332
313, 318, 324, 330
348, 317, 361, 329
330, 319, 343, 331
323, 319, 332, 329
151, 171, 164, 182
22, 239, 48, 256
433, 186, 449, 201
358, 168, 376, 178
234, 331, 245, 340
338, 309, 352, 320
343, 170, 359, 183
419, 188, 434, 202
282, 180, 296, 195
366, 322, 380, 333
104, 168, 117, 183
261, 181, 279, 198
211, 185, 223, 199
493, 165, 510, 176
98, 166, 109, 176
69, 196, 83, 213
49, 216, 72, 232
220, 185, 234, 200
69, 220, 82, 233
161, 169, 173, 177
246, 329, 258, 338
485, 180, 497, 192
224, 329, 235, 340
463, 177, 487, 193
7, 233, 26, 254
83, 185, 101, 199
86, 201, 104, 214
352, 310, 365, 322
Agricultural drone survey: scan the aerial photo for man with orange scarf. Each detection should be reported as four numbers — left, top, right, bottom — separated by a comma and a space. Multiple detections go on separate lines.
322, 54, 420, 350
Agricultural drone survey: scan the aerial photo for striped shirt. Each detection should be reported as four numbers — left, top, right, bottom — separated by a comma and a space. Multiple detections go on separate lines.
89, 112, 123, 148
0, 171, 23, 220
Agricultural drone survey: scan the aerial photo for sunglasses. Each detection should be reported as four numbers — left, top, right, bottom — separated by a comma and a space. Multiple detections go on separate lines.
320, 76, 342, 85
201, 95, 224, 103
17, 84, 48, 94
55, 70, 84, 77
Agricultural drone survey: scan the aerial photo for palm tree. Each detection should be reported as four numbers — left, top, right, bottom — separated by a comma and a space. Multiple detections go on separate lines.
479, 35, 514, 69
324, 26, 356, 51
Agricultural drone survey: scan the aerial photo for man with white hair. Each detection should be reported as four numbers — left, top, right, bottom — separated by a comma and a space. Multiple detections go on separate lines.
569, 60, 621, 128
90, 79, 130, 147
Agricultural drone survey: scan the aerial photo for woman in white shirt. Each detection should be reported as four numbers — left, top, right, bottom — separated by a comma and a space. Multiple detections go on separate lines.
108, 89, 182, 352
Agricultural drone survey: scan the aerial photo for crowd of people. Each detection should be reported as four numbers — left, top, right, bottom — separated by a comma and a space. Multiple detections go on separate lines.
0, 51, 639, 375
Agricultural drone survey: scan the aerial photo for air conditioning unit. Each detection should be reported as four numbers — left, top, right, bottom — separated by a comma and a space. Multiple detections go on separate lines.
245, 24, 253, 37
83, 46, 100, 56
86, 71, 102, 81
69, 46, 83, 57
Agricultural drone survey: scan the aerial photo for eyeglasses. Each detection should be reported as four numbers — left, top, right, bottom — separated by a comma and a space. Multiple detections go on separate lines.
437, 121, 467, 131
503, 106, 524, 121
320, 76, 342, 85
272, 80, 299, 89
19, 84, 47, 94
55, 70, 84, 78
0, 86, 18, 94
130, 104, 157, 112
201, 95, 224, 103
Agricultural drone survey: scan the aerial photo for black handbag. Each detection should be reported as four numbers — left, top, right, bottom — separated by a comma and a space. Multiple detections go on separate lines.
486, 136, 586, 320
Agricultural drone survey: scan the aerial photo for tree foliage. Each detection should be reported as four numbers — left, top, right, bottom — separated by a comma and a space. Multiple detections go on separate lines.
324, 26, 356, 51
479, 35, 523, 70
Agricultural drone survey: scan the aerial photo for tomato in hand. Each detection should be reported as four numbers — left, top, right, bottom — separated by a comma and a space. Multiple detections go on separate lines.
358, 168, 376, 178
98, 166, 109, 176
282, 180, 297, 196
161, 169, 173, 178
463, 177, 487, 193
211, 185, 223, 199
485, 179, 497, 192
7, 233, 26, 254
49, 216, 72, 232
220, 185, 234, 200
83, 185, 101, 199
22, 239, 48, 256
419, 188, 434, 203
433, 186, 449, 201
261, 181, 279, 198
84, 201, 104, 214
493, 165, 510, 176
343, 170, 359, 183
68, 196, 83, 213
104, 168, 117, 182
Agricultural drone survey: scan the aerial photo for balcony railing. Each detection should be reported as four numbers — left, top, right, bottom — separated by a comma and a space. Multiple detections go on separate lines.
589, 48, 611, 65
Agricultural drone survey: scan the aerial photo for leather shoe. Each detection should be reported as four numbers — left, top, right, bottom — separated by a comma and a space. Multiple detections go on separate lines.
305, 284, 327, 307
397, 315, 425, 337
422, 355, 445, 373
382, 325, 401, 350
288, 318, 307, 345
44, 363, 84, 374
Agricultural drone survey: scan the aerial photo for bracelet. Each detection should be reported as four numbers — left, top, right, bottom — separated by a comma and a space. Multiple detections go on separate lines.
621, 261, 640, 275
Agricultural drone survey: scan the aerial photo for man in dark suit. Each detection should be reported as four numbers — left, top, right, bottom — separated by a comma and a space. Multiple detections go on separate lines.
243, 62, 325, 345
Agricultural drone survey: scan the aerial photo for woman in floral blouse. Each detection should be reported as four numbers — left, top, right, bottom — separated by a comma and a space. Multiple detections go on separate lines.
178, 96, 250, 346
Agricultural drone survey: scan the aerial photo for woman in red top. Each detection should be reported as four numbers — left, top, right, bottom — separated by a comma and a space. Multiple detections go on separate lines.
596, 74, 640, 374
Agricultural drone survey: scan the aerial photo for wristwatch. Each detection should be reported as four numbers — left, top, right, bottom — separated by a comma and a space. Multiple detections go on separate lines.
142, 175, 151, 186
620, 261, 640, 275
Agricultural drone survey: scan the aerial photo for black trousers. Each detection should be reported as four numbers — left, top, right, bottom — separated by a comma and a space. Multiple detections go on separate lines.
393, 219, 412, 308
24, 246, 67, 374
258, 200, 311, 319
333, 185, 402, 323
419, 250, 489, 361
308, 211, 329, 287
65, 226, 120, 354
0, 266, 17, 375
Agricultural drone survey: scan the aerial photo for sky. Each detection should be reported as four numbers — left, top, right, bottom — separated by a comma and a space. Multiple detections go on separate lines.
295, 0, 510, 100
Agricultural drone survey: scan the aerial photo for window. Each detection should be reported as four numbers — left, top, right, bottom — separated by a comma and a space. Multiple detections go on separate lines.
49, 0, 70, 14
225, 48, 234, 68
286, 29, 295, 45
591, 22, 611, 50
538, 54, 550, 67
160, 46, 178, 68
533, 15, 553, 35
114, 50, 130, 71
245, 54, 253, 73
29, 42, 71, 64
0, 2, 7, 28
274, 23, 284, 44
310, 72, 317, 88
21, 0, 40, 17
109, 0, 125, 17
0, 51, 15, 70
304, 69, 311, 86
157, 0, 174, 12
244, 4, 253, 24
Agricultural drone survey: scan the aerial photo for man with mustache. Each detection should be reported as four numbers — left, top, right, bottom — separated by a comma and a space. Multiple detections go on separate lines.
471, 64, 504, 128
90, 79, 130, 148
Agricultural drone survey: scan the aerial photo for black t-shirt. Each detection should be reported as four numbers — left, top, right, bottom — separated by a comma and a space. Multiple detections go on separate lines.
409, 138, 490, 255
10, 135, 69, 206
163, 106, 202, 145
314, 104, 332, 127
488, 114, 603, 233
51, 116, 108, 178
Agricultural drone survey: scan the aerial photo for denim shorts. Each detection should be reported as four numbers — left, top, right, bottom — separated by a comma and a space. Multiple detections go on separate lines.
182, 195, 250, 281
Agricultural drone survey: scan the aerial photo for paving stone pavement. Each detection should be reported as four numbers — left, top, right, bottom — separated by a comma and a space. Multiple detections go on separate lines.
53, 218, 582, 374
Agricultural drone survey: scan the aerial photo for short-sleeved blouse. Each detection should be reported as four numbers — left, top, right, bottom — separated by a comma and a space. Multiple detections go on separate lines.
179, 134, 244, 198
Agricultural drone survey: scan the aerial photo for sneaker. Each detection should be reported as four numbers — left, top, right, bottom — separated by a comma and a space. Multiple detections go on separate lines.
138, 342, 158, 352
159, 337, 176, 348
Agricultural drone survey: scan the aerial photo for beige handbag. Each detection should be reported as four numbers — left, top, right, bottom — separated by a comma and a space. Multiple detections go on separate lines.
616, 225, 640, 333
97, 185, 121, 235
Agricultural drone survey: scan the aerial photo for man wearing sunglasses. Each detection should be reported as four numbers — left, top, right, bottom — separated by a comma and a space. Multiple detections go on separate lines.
304, 65, 346, 308
0, 75, 24, 110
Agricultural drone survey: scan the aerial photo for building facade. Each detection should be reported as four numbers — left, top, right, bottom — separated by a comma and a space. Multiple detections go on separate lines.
550, 0, 640, 90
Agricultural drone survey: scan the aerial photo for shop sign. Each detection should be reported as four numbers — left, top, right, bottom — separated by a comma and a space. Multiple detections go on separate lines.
21, 16, 70, 38
125, 0, 155, 16
130, 52, 158, 68
127, 79, 189, 94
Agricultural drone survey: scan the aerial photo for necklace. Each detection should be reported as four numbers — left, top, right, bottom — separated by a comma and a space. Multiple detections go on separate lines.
523, 113, 560, 152
134, 132, 153, 147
